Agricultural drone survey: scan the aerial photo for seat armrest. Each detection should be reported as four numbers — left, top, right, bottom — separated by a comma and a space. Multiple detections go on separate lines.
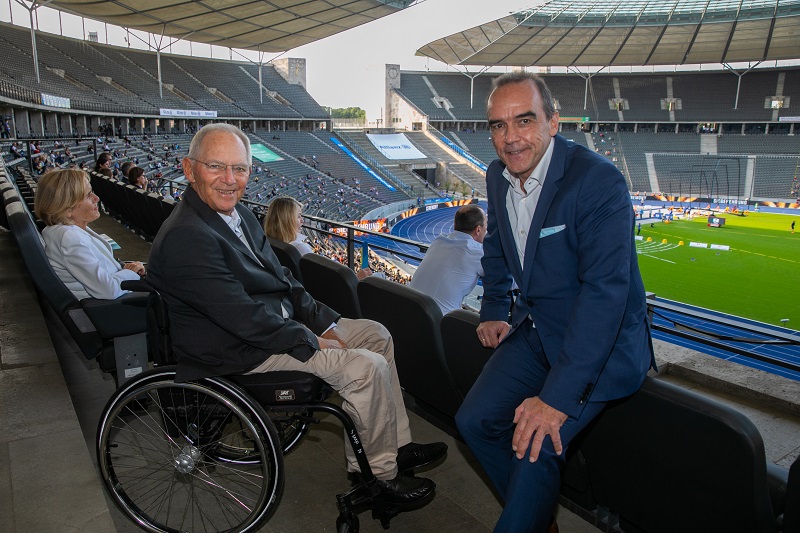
121, 279, 153, 293
766, 461, 788, 520
80, 293, 148, 338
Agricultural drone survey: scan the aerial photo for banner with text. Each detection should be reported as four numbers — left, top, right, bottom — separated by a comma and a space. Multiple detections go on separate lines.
366, 133, 426, 160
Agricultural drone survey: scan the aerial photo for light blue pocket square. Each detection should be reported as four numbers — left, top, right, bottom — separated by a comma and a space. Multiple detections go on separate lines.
539, 224, 566, 238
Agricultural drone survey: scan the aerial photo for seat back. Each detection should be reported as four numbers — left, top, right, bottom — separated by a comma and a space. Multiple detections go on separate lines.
267, 236, 303, 283
573, 376, 776, 533
6, 201, 104, 359
357, 276, 462, 428
300, 253, 361, 319
440, 309, 494, 398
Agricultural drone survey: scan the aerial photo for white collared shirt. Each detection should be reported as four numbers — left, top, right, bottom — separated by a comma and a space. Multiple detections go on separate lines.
503, 138, 555, 267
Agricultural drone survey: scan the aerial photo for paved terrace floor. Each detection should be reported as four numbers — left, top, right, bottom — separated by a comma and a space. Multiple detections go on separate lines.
1, 214, 798, 532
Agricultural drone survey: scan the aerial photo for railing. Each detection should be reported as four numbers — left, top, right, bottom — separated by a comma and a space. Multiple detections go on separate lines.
24, 162, 800, 377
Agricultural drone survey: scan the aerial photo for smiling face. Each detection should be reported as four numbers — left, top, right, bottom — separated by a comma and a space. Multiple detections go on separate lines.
487, 79, 559, 185
182, 130, 250, 215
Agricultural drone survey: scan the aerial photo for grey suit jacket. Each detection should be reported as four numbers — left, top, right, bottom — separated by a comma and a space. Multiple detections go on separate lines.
147, 186, 339, 381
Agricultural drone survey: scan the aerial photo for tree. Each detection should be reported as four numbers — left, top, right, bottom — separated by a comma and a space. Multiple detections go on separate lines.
324, 107, 366, 119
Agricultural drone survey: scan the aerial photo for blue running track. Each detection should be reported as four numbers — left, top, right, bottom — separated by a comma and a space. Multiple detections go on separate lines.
366, 204, 800, 382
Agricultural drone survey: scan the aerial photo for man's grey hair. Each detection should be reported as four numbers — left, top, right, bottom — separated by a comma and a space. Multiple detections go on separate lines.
488, 72, 557, 121
187, 123, 252, 162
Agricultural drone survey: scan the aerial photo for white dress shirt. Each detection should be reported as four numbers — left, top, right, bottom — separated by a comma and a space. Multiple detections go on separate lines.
410, 231, 484, 316
42, 224, 139, 300
290, 233, 314, 256
503, 139, 555, 268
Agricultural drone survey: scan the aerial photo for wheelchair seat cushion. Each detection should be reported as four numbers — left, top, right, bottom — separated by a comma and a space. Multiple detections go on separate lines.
230, 371, 331, 405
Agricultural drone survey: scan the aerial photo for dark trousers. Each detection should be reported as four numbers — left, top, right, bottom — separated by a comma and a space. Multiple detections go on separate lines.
456, 322, 606, 533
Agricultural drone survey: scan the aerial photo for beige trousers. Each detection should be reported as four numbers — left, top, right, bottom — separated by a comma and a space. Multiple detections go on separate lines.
247, 318, 412, 480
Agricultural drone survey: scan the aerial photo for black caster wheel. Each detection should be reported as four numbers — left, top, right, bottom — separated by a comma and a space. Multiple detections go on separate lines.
336, 514, 359, 533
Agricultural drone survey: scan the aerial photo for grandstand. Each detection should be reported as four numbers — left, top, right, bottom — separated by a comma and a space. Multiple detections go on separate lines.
2, 1, 800, 532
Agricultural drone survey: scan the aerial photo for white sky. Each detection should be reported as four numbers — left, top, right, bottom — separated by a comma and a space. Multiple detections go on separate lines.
0, 0, 534, 121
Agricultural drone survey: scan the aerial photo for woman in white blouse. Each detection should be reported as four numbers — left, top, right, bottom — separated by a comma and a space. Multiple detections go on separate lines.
35, 169, 145, 300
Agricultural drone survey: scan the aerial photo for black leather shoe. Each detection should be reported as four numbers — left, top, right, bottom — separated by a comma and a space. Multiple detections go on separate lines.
377, 473, 435, 506
397, 442, 448, 471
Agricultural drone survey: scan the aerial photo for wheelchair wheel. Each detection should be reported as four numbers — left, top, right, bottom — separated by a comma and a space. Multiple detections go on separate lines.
267, 408, 312, 455
97, 368, 284, 533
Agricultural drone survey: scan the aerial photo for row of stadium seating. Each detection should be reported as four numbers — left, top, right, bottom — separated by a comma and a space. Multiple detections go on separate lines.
4, 155, 799, 532
0, 21, 327, 118
395, 68, 800, 123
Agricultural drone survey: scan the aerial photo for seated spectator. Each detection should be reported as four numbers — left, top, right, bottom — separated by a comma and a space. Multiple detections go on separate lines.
147, 124, 445, 503
120, 161, 134, 180
409, 204, 486, 316
94, 152, 112, 174
128, 166, 147, 190
264, 196, 373, 279
34, 169, 145, 300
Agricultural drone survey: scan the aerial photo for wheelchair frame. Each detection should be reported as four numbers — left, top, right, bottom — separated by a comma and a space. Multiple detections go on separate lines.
95, 284, 410, 533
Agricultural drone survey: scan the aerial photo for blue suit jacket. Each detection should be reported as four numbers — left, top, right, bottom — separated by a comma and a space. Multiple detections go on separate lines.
481, 134, 655, 419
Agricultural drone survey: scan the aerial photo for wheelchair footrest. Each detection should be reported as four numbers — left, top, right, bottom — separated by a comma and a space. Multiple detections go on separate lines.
229, 371, 331, 405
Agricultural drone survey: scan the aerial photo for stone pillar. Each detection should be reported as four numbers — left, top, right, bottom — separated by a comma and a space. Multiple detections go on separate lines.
75, 115, 88, 135
58, 114, 73, 136
29, 111, 44, 136
147, 118, 158, 134
89, 115, 101, 135
385, 64, 400, 132
13, 109, 30, 137
44, 113, 58, 136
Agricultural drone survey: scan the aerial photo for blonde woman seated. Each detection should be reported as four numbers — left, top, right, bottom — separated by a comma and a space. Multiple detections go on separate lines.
264, 196, 373, 280
35, 169, 145, 300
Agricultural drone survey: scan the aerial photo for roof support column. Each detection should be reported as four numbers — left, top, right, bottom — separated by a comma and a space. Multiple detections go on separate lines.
568, 66, 605, 111
14, 0, 50, 84
724, 62, 761, 110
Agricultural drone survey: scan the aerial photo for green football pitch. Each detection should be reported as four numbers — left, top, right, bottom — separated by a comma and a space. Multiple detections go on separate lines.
635, 211, 800, 328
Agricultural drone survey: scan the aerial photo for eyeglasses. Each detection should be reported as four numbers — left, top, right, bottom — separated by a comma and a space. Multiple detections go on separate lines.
189, 158, 251, 177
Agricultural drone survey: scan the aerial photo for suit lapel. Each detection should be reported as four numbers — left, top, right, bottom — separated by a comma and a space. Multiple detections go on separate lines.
184, 187, 282, 278
493, 169, 524, 283
520, 136, 566, 294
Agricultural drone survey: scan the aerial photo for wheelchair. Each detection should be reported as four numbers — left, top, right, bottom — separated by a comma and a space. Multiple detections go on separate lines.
96, 282, 420, 532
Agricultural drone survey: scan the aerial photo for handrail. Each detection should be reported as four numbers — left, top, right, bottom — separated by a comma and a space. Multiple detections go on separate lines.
649, 298, 799, 373
42, 164, 800, 376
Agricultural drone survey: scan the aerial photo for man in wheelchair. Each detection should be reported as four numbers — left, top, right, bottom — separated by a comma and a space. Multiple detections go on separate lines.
146, 123, 446, 505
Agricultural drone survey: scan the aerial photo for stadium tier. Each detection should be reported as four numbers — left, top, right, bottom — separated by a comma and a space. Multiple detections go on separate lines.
0, 22, 327, 119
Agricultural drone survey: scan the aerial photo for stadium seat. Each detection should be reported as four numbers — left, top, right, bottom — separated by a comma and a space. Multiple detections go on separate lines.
299, 253, 361, 319
561, 376, 790, 533
357, 276, 462, 433
5, 201, 148, 383
440, 308, 494, 398
267, 236, 304, 284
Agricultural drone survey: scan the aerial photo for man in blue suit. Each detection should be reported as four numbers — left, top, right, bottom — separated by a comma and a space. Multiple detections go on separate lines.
456, 73, 655, 532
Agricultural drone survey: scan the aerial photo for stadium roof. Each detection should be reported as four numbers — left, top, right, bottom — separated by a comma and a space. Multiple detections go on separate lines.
417, 0, 800, 67
37, 0, 413, 52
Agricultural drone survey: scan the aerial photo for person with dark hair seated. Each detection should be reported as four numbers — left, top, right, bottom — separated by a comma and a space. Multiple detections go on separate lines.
94, 152, 112, 174
127, 166, 147, 190
120, 161, 134, 181
35, 169, 145, 300
410, 204, 486, 316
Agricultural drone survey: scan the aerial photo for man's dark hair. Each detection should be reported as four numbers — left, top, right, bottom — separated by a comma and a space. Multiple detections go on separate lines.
454, 204, 486, 233
120, 161, 134, 178
489, 72, 557, 121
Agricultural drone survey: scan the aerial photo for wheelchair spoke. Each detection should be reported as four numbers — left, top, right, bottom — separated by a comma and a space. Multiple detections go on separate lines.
98, 373, 283, 533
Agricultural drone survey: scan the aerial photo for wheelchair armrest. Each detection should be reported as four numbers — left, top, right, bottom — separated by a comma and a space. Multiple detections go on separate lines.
80, 293, 148, 338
